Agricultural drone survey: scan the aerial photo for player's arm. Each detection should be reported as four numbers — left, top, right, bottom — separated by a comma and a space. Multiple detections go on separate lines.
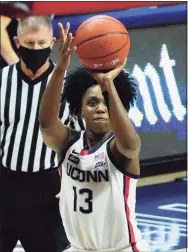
91, 59, 141, 160
39, 66, 70, 154
107, 73, 141, 159
39, 22, 76, 155
0, 16, 19, 65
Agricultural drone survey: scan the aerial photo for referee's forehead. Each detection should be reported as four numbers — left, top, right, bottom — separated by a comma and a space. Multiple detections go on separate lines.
18, 25, 53, 41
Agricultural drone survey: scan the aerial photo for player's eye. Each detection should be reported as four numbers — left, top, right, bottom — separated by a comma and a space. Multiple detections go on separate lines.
88, 100, 97, 107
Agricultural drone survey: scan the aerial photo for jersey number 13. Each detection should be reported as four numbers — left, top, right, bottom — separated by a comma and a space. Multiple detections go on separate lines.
73, 186, 93, 214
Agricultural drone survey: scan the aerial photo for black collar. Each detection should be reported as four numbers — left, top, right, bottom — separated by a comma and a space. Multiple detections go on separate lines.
16, 59, 55, 85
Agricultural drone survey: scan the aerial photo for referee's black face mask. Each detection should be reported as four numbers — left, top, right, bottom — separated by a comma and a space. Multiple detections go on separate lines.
18, 46, 52, 74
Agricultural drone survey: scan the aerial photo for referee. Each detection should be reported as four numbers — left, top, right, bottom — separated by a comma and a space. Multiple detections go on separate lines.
0, 16, 77, 252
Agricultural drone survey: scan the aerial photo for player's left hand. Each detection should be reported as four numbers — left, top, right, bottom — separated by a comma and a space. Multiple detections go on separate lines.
56, 22, 76, 71
89, 58, 127, 91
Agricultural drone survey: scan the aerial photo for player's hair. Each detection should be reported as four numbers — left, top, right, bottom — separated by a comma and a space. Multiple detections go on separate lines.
61, 66, 137, 119
17, 15, 53, 37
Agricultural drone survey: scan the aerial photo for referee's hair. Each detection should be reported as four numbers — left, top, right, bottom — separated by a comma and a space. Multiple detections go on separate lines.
61, 66, 137, 119
17, 15, 53, 37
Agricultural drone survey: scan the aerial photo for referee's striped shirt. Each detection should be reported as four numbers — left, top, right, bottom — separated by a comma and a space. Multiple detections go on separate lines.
0, 60, 83, 172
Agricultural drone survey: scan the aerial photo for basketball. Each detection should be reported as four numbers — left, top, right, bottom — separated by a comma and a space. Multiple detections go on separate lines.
74, 15, 130, 70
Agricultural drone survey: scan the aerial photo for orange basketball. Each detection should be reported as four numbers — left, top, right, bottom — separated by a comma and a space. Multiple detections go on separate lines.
74, 15, 130, 70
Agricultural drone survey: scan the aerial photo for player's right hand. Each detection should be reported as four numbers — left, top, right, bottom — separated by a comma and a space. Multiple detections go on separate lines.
57, 22, 76, 71
89, 58, 127, 91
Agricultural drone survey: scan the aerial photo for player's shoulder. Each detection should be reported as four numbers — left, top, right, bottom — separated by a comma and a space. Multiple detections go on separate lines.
61, 129, 82, 154
67, 130, 83, 147
58, 130, 82, 165
106, 137, 140, 178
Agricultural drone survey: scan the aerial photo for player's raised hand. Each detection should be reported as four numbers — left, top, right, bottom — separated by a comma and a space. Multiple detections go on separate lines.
89, 58, 127, 91
57, 22, 76, 71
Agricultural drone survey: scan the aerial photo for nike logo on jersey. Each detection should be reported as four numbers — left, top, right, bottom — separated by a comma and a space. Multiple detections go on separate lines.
72, 149, 79, 155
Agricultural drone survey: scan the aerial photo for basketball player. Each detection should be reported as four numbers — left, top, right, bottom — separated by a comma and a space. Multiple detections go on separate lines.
39, 23, 150, 251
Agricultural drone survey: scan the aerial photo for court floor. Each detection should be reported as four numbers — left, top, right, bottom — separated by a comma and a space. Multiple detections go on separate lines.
136, 171, 187, 252
14, 171, 187, 252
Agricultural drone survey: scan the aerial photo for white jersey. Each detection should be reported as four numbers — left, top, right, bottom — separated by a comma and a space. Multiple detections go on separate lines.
59, 131, 142, 251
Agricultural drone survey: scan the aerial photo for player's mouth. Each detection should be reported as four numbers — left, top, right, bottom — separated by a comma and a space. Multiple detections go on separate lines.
93, 117, 107, 122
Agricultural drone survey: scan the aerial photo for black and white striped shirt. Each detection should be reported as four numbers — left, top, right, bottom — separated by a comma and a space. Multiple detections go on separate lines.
0, 61, 83, 172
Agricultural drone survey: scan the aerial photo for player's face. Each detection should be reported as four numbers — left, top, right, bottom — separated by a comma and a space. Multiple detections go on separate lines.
82, 85, 111, 134
15, 25, 56, 50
